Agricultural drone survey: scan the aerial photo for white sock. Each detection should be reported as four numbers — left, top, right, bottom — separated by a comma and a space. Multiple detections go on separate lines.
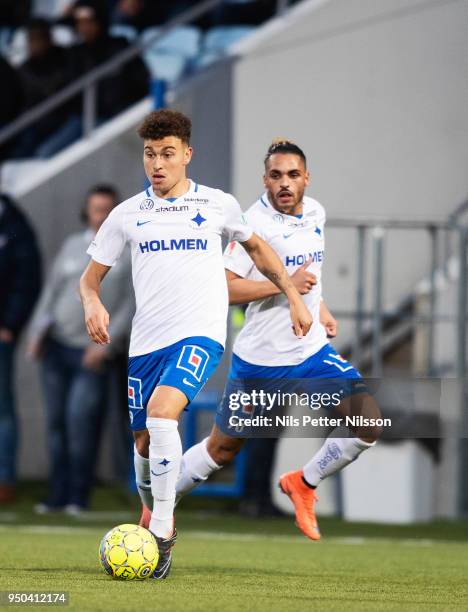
303, 435, 375, 487
134, 445, 153, 510
146, 417, 182, 539
176, 437, 221, 502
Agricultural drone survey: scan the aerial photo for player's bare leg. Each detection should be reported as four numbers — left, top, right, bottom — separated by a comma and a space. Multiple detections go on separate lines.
175, 425, 244, 500
280, 392, 381, 541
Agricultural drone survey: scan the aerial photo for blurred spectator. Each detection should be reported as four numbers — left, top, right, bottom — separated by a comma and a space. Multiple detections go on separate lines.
13, 18, 71, 158
70, 0, 149, 115
111, 0, 155, 31
111, 0, 203, 28
0, 1, 31, 28
28, 185, 134, 514
0, 192, 41, 504
213, 1, 276, 26
36, 0, 149, 158
0, 58, 23, 161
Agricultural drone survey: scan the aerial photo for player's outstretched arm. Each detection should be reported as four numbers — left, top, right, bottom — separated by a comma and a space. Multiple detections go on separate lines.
240, 233, 312, 337
79, 260, 112, 345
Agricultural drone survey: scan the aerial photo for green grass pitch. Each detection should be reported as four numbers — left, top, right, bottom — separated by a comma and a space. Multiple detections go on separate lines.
1, 487, 468, 611
1, 524, 467, 611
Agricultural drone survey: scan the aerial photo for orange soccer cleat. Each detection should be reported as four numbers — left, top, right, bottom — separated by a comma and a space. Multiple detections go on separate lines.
138, 504, 151, 529
279, 470, 321, 541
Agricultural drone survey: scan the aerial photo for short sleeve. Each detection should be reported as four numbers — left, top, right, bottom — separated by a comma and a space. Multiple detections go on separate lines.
223, 239, 254, 278
317, 204, 326, 235
87, 206, 126, 266
222, 194, 253, 243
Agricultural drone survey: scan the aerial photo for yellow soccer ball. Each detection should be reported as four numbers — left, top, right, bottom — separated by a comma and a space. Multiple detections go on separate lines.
99, 524, 158, 580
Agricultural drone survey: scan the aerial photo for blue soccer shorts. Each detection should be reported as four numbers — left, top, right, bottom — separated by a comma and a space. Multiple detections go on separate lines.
215, 343, 367, 432
128, 336, 224, 431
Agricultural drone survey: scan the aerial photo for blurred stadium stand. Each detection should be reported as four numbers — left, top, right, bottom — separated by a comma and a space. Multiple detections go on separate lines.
1, 0, 467, 520
141, 25, 202, 83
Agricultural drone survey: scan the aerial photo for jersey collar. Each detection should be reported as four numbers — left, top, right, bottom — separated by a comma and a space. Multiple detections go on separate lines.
146, 179, 199, 202
259, 192, 310, 222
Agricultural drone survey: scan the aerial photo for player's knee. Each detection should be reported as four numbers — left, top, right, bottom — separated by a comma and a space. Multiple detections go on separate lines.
349, 393, 383, 442
147, 403, 176, 420
207, 439, 240, 466
354, 427, 381, 444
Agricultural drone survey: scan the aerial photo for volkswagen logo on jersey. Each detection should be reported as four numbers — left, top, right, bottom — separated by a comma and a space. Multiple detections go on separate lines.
176, 345, 210, 382
140, 198, 154, 211
273, 214, 284, 224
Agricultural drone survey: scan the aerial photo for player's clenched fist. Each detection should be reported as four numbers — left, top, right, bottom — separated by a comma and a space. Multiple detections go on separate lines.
291, 257, 317, 294
84, 299, 110, 345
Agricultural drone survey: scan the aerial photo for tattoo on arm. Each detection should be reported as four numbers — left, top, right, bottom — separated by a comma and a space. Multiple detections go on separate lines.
263, 268, 293, 292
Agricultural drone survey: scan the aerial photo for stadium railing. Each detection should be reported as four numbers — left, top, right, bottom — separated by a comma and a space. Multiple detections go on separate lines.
325, 215, 467, 384
0, 0, 294, 149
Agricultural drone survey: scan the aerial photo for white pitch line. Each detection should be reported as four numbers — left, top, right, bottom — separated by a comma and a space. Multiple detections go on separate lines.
0, 524, 466, 548
0, 510, 134, 523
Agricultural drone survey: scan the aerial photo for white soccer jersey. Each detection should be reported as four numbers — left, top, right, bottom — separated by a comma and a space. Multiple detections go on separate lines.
224, 193, 328, 366
87, 180, 253, 356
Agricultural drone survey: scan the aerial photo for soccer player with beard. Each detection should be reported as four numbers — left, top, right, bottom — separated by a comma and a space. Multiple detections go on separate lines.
79, 115, 312, 578
141, 139, 381, 541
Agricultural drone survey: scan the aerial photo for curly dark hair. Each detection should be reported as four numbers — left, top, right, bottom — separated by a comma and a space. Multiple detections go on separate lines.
137, 109, 192, 144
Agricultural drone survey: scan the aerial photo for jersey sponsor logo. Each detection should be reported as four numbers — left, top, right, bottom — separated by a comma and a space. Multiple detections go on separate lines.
139, 238, 208, 253
154, 204, 189, 213
183, 197, 209, 204
273, 213, 284, 224
285, 251, 324, 266
137, 220, 152, 226
283, 232, 294, 239
176, 345, 210, 382
140, 198, 154, 210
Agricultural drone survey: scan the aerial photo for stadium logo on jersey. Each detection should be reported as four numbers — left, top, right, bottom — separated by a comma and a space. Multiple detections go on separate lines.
285, 251, 324, 266
140, 198, 154, 211
176, 345, 210, 382
154, 205, 189, 213
139, 238, 208, 253
188, 211, 208, 230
